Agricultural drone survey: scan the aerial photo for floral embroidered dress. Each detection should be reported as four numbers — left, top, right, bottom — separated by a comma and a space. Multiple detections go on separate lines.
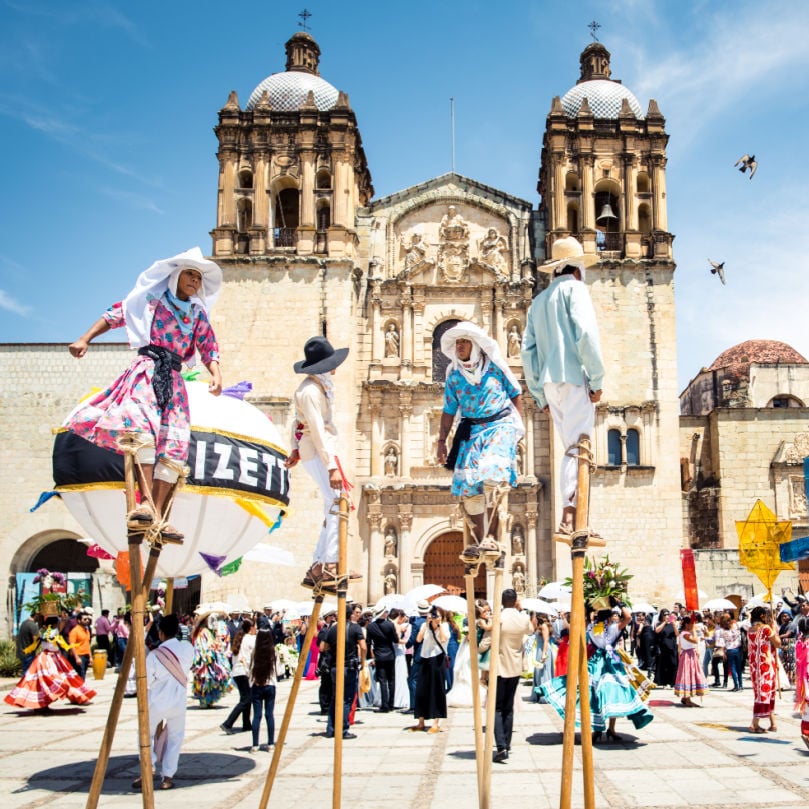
191, 625, 233, 707
4, 627, 96, 710
749, 624, 777, 718
64, 295, 219, 462
443, 362, 520, 497
540, 620, 654, 732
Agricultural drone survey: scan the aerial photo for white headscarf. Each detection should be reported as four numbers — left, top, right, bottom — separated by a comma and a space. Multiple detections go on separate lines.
121, 247, 223, 365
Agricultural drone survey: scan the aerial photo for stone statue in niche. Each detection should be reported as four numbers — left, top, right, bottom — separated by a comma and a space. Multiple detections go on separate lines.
512, 566, 525, 595
384, 323, 400, 358
384, 446, 398, 477
511, 524, 524, 556
507, 324, 522, 358
480, 227, 508, 273
384, 527, 398, 558
384, 572, 398, 594
402, 232, 429, 271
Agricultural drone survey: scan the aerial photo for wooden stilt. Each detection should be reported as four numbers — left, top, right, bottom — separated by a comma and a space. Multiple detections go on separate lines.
258, 594, 324, 809
165, 578, 174, 615
332, 493, 350, 809
480, 560, 503, 809
557, 434, 601, 809
85, 543, 161, 809
126, 453, 155, 809
462, 519, 484, 802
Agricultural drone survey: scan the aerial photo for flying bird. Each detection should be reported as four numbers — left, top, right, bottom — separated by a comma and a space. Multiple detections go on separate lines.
735, 153, 757, 179
708, 259, 726, 285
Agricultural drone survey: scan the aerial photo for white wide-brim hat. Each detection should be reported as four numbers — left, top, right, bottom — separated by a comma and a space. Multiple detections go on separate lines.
163, 247, 223, 303
540, 236, 599, 274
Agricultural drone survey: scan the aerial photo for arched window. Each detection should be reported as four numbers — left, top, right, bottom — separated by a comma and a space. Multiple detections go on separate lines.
237, 198, 253, 233
432, 319, 460, 382
316, 169, 332, 189
274, 187, 299, 247
638, 203, 652, 235
565, 172, 581, 192
566, 203, 579, 234
607, 429, 622, 466
238, 169, 253, 189
636, 172, 651, 193
626, 429, 640, 466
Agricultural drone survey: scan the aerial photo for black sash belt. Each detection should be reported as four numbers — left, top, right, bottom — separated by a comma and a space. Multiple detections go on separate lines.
445, 407, 511, 471
138, 345, 182, 410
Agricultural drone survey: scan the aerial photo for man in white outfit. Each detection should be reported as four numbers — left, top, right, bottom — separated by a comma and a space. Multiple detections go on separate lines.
285, 336, 359, 589
132, 613, 193, 791
521, 237, 605, 535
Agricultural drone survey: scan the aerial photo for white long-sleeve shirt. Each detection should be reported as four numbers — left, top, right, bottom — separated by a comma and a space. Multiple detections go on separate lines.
289, 376, 339, 469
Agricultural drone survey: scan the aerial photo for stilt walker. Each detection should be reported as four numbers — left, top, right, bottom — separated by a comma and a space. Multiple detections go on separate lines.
258, 493, 355, 809
556, 435, 604, 809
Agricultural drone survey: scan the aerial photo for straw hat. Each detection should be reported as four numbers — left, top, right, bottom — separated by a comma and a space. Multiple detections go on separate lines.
540, 236, 598, 274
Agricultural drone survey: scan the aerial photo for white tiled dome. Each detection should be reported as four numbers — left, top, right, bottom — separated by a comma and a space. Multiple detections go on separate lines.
561, 79, 643, 119
246, 71, 339, 112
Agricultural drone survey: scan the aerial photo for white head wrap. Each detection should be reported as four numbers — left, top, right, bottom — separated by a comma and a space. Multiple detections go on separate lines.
121, 247, 223, 364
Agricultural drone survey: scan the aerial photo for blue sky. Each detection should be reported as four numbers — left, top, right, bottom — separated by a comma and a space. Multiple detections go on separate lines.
1, 0, 808, 392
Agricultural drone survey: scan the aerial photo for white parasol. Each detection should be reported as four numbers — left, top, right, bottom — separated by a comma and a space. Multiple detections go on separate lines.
538, 581, 572, 600
521, 598, 559, 616
432, 594, 469, 614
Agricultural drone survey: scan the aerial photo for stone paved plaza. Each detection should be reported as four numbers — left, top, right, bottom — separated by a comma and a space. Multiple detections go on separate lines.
2, 673, 808, 808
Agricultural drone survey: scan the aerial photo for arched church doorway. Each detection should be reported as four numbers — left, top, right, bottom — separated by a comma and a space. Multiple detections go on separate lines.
423, 531, 486, 599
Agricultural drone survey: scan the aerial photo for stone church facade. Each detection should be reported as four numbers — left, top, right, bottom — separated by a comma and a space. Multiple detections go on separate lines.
0, 33, 802, 634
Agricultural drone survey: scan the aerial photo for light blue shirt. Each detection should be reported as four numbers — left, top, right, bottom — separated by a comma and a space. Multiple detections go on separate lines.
520, 275, 605, 409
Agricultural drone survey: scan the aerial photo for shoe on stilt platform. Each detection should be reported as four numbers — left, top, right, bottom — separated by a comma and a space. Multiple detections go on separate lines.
127, 504, 155, 530
459, 537, 500, 563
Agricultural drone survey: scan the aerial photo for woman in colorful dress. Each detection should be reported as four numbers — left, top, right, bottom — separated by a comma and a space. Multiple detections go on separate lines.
748, 605, 781, 733
5, 616, 96, 710
673, 615, 708, 707
66, 248, 222, 540
191, 612, 233, 708
531, 613, 556, 703
435, 322, 523, 560
795, 618, 809, 749
541, 605, 653, 742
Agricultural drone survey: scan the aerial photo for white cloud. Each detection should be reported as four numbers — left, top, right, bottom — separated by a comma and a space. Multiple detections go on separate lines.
97, 187, 165, 214
0, 289, 31, 317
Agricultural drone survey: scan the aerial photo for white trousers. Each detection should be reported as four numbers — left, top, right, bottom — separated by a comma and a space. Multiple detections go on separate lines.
302, 456, 340, 564
150, 705, 186, 778
544, 382, 594, 508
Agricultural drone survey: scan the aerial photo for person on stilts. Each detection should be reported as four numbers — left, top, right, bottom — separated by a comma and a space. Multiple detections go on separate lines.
285, 336, 360, 589
520, 236, 604, 536
65, 247, 223, 540
435, 322, 523, 561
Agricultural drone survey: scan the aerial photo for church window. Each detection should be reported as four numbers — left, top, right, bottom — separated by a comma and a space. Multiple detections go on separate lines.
607, 429, 622, 466
237, 198, 253, 233
432, 319, 460, 382
238, 169, 253, 189
769, 395, 804, 408
638, 203, 652, 235
565, 172, 580, 192
316, 169, 332, 189
566, 203, 579, 234
274, 187, 299, 247
636, 172, 651, 193
626, 429, 640, 466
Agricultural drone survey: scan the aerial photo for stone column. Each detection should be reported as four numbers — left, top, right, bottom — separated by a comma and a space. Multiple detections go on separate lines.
399, 392, 413, 479
371, 292, 383, 361
524, 398, 536, 474
525, 509, 538, 596
221, 149, 238, 227
401, 289, 413, 376
300, 150, 315, 228
554, 156, 566, 231
623, 153, 635, 231
580, 156, 594, 231
367, 511, 383, 603
652, 155, 668, 231
399, 511, 413, 592
253, 150, 269, 229
369, 391, 383, 477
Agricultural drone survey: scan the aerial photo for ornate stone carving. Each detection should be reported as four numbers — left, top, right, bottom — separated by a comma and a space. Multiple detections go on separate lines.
512, 564, 525, 595
789, 475, 808, 517
479, 227, 508, 274
437, 205, 469, 282
402, 232, 431, 272
384, 571, 398, 594
384, 322, 400, 357
400, 512, 413, 531
384, 526, 398, 558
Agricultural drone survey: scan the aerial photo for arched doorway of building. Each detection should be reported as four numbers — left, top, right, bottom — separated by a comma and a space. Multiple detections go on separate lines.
423, 531, 487, 599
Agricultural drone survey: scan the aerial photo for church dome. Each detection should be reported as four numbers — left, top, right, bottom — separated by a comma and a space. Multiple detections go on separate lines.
561, 79, 643, 119
246, 71, 339, 112
246, 32, 339, 112
708, 339, 809, 379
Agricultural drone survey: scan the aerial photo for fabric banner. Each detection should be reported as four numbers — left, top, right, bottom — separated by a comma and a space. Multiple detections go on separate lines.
680, 549, 700, 612
14, 572, 39, 633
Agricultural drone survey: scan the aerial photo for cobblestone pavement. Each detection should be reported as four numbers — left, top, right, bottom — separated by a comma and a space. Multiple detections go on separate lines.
2, 672, 808, 808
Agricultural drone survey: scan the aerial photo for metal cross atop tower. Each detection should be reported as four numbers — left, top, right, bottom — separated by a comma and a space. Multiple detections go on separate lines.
298, 8, 312, 31
588, 20, 601, 41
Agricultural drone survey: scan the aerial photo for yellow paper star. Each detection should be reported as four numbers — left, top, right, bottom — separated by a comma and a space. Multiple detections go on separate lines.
735, 499, 794, 600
